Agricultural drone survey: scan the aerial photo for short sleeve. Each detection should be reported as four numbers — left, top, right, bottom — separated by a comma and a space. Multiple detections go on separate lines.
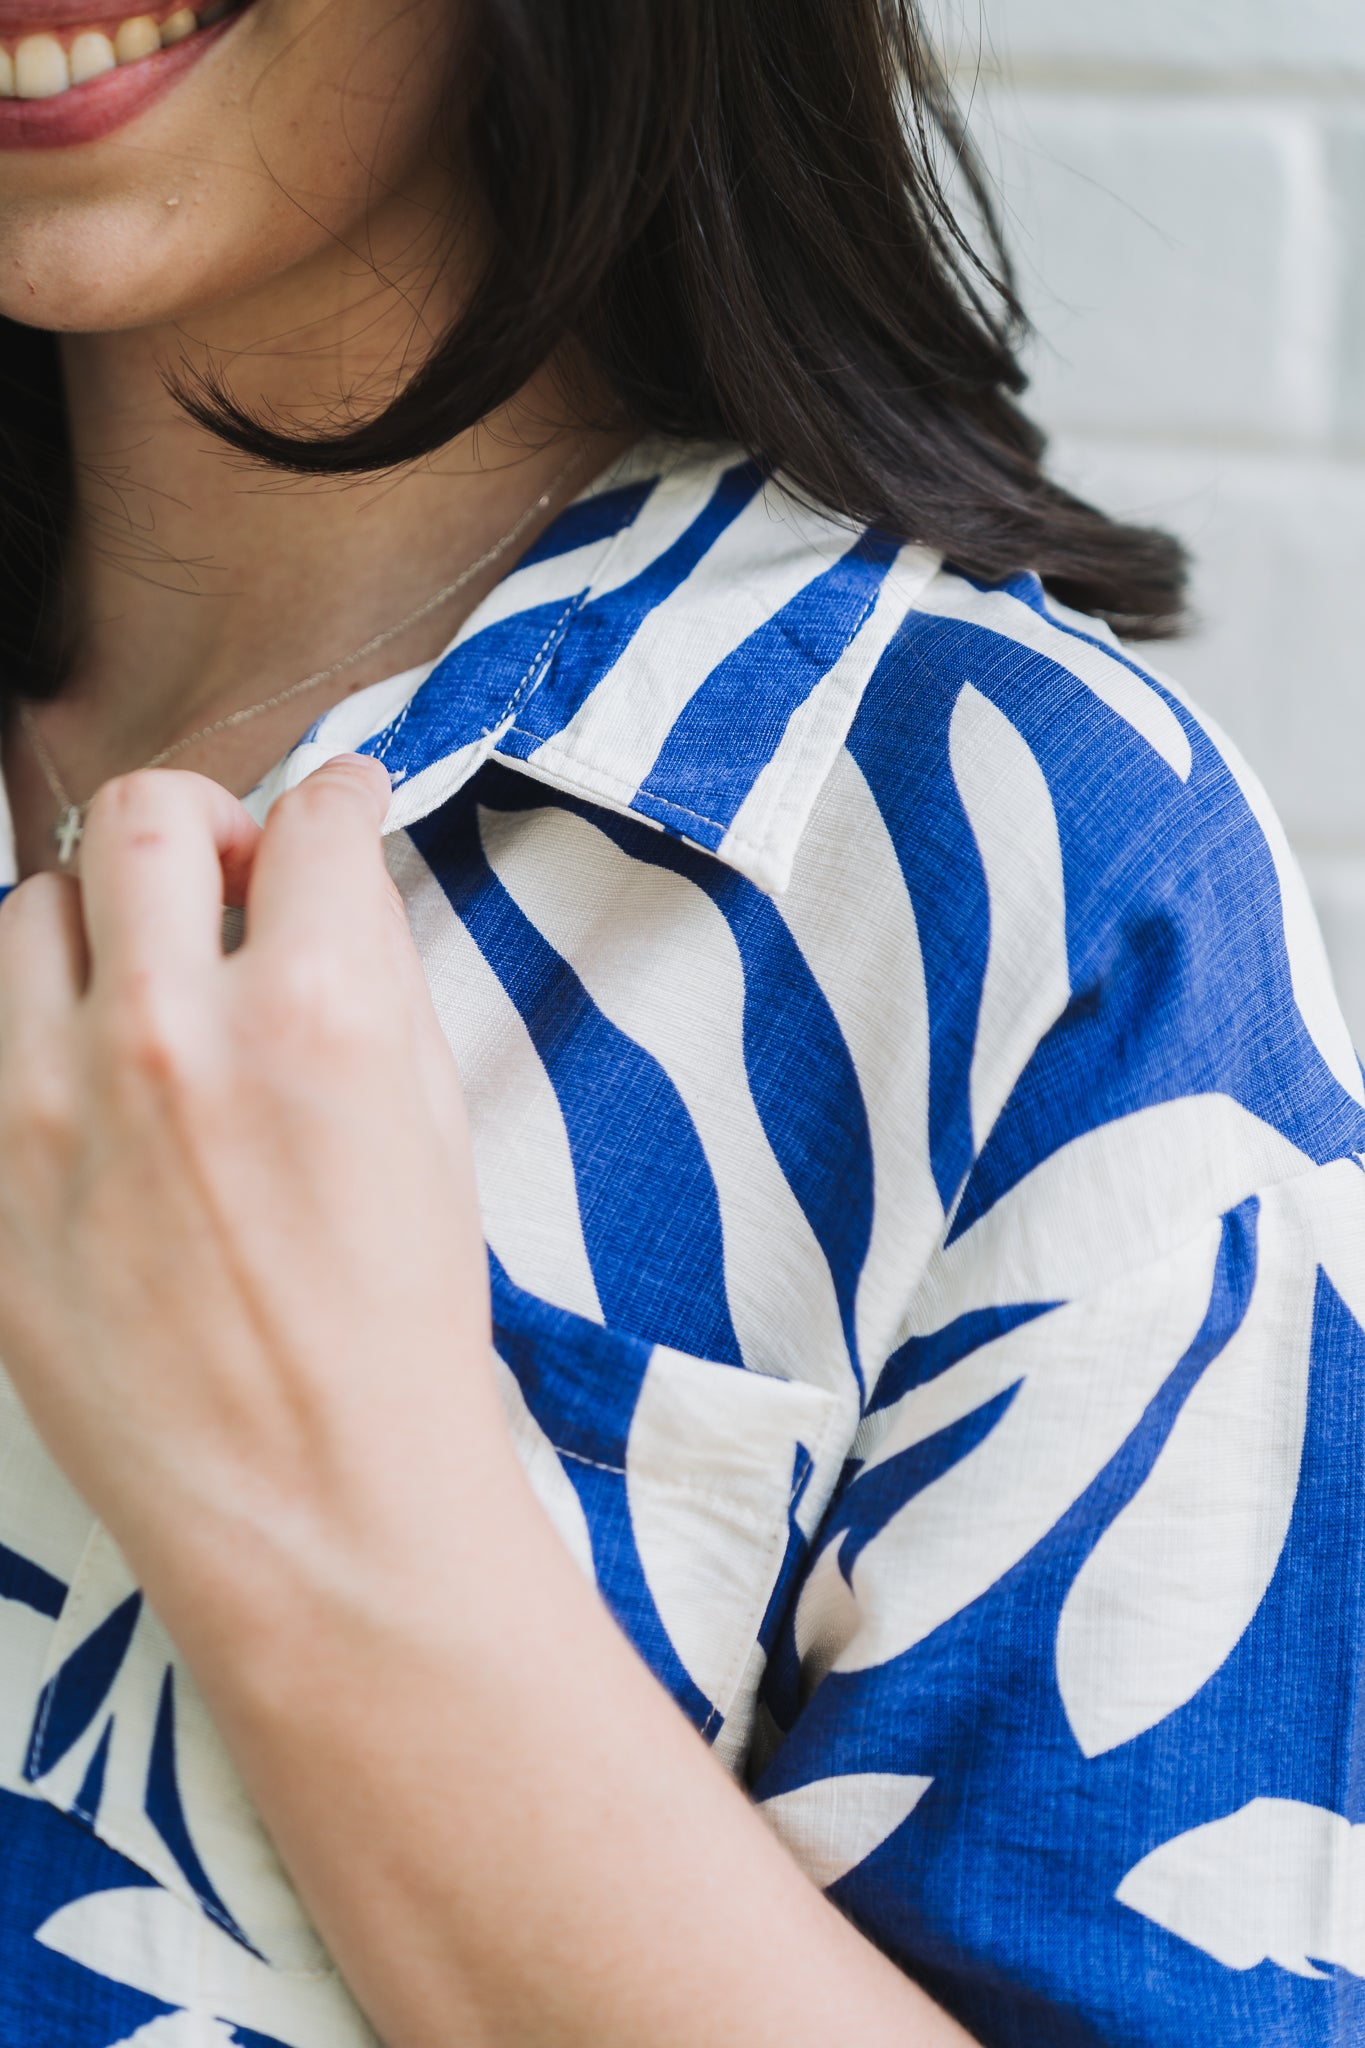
749, 585, 1365, 2044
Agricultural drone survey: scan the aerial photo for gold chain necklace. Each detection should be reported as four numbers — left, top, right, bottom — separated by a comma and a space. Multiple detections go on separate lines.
17, 455, 582, 868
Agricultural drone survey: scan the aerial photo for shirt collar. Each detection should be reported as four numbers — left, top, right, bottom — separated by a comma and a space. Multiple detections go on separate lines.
256, 439, 940, 894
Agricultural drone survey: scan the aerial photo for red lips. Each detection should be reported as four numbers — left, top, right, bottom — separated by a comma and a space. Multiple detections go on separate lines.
0, 0, 243, 148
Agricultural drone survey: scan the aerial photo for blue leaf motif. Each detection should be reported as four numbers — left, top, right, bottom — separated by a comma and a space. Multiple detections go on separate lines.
26, 1593, 142, 1781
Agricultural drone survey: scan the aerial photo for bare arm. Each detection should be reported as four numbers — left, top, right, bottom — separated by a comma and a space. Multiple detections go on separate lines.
0, 760, 972, 2048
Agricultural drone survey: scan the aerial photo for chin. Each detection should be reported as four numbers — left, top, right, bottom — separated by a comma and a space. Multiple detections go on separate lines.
0, 186, 292, 333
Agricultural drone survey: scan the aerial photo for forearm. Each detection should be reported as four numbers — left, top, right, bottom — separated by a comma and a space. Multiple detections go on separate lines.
158, 1440, 971, 2048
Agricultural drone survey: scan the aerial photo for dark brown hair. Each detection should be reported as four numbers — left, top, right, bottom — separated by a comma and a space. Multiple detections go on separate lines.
0, 0, 1185, 697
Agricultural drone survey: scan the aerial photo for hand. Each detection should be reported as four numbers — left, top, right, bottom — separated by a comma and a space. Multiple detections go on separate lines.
0, 759, 971, 2048
0, 758, 500, 1616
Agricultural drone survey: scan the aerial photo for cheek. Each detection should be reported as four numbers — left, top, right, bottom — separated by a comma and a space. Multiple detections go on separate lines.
0, 0, 461, 334
239, 0, 461, 230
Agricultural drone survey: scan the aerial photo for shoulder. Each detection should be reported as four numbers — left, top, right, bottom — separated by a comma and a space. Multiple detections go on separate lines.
843, 562, 1246, 951
786, 561, 1365, 1255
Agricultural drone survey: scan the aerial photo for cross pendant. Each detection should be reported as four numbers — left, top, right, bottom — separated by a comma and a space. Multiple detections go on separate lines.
54, 805, 84, 867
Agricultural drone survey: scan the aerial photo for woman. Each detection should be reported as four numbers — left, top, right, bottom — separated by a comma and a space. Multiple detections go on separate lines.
0, 1, 1354, 2044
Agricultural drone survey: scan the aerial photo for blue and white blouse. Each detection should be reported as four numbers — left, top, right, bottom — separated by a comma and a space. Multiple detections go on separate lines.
0, 438, 1362, 2047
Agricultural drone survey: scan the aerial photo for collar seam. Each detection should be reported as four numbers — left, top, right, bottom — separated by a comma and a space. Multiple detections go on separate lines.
370, 456, 659, 774
501, 462, 707, 730
488, 591, 590, 736
476, 470, 667, 740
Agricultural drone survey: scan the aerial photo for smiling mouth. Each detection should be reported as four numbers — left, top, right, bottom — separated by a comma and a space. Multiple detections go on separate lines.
0, 0, 242, 99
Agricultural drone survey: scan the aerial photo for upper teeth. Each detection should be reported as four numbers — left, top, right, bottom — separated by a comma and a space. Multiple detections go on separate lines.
0, 6, 203, 96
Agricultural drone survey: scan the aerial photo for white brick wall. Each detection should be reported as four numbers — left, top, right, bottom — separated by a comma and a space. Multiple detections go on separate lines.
958, 0, 1365, 74
939, 1, 1365, 1043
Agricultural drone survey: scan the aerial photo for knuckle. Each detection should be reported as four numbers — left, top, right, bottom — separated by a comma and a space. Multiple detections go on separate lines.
0, 869, 70, 932
277, 761, 387, 839
279, 776, 352, 828
250, 949, 390, 1060
87, 770, 159, 826
88, 769, 225, 855
0, 1061, 74, 1156
98, 975, 202, 1093
83, 771, 179, 857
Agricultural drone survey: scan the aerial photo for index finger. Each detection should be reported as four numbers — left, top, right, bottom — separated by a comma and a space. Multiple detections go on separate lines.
79, 770, 262, 991
240, 755, 395, 961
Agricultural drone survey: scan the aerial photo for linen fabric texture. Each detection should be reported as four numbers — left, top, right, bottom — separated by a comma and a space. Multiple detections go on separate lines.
0, 440, 1359, 2046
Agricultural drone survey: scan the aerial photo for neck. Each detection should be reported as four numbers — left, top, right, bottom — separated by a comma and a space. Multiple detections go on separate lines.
42, 229, 624, 781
